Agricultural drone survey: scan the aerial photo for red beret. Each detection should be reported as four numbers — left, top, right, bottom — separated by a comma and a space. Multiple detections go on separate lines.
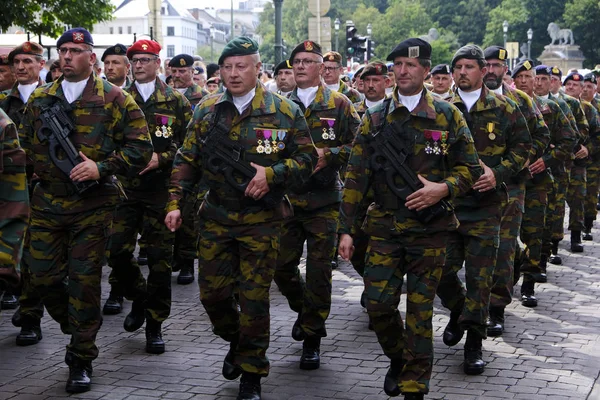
127, 40, 161, 58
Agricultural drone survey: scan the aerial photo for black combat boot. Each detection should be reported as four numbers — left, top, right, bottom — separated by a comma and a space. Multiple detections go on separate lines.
583, 217, 594, 240
176, 259, 195, 285
237, 372, 261, 400
65, 356, 92, 393
16, 314, 42, 346
1, 290, 18, 309
570, 231, 584, 253
123, 299, 146, 332
443, 307, 464, 346
145, 318, 165, 354
548, 239, 562, 265
486, 306, 505, 337
520, 278, 538, 307
463, 330, 485, 375
383, 358, 404, 397
534, 255, 548, 283
11, 306, 22, 327
291, 313, 305, 341
102, 289, 123, 315
137, 248, 148, 266
222, 338, 242, 380
299, 336, 321, 370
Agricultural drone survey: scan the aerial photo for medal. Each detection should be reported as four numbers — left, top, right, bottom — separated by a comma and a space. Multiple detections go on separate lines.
431, 131, 441, 155
488, 133, 496, 140
256, 129, 265, 154
263, 130, 273, 154
424, 130, 433, 154
320, 118, 336, 140
277, 130, 286, 150
155, 115, 174, 138
487, 122, 496, 141
155, 127, 163, 137
441, 131, 448, 155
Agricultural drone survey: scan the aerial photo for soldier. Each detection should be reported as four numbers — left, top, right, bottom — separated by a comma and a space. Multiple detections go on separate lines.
105, 39, 191, 355
437, 45, 530, 375
47, 60, 62, 82
581, 73, 600, 239
170, 55, 209, 108
19, 27, 152, 392
206, 76, 221, 93
165, 36, 314, 400
274, 59, 295, 96
192, 66, 207, 87
102, 44, 131, 88
353, 62, 390, 119
430, 64, 453, 100
321, 51, 362, 103
0, 54, 16, 91
338, 38, 481, 400
274, 40, 360, 370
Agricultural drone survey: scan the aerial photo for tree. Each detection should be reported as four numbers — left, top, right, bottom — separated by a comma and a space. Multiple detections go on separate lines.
0, 0, 115, 37
563, 0, 600, 67
482, 0, 530, 49
256, 2, 276, 64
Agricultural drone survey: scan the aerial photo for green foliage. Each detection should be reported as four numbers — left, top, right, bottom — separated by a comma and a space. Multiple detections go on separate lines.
482, 0, 530, 48
0, 0, 115, 37
564, 0, 600, 67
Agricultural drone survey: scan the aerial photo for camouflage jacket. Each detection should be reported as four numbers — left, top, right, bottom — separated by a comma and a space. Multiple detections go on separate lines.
532, 96, 576, 169
167, 82, 315, 226
555, 92, 589, 144
339, 80, 362, 103
182, 83, 209, 110
19, 74, 153, 214
338, 88, 482, 237
0, 78, 45, 128
353, 98, 387, 119
124, 77, 192, 193
287, 82, 360, 210
0, 109, 28, 287
580, 99, 600, 158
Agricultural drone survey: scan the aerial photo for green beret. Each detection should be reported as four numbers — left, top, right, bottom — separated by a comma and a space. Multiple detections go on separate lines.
169, 54, 194, 68
218, 36, 259, 65
451, 45, 484, 68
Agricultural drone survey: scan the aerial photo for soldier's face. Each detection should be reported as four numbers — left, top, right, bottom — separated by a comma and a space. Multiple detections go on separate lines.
432, 73, 452, 94
51, 68, 62, 81
321, 61, 342, 85
103, 55, 130, 86
220, 55, 261, 97
207, 82, 219, 93
131, 54, 160, 84
581, 82, 597, 102
170, 66, 193, 88
276, 69, 296, 92
0, 65, 15, 91
483, 59, 507, 90
355, 78, 364, 93
452, 59, 486, 92
564, 80, 583, 98
550, 76, 562, 93
292, 52, 323, 89
363, 75, 387, 102
59, 43, 95, 82
392, 56, 429, 96
193, 72, 206, 86
534, 75, 551, 96
514, 70, 535, 95
12, 54, 45, 85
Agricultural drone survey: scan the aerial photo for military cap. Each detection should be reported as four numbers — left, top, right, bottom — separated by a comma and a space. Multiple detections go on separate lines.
323, 51, 342, 64
194, 66, 205, 75
360, 62, 388, 79
206, 63, 220, 79
289, 40, 323, 63
8, 42, 44, 63
341, 75, 351, 83
550, 66, 562, 79
353, 66, 364, 80
563, 72, 584, 85
49, 59, 61, 72
451, 45, 484, 68
207, 76, 221, 85
534, 64, 552, 76
274, 59, 293, 76
386, 38, 431, 61
591, 69, 600, 78
431, 64, 451, 75
583, 73, 597, 85
511, 59, 535, 78
127, 40, 161, 58
57, 27, 94, 48
506, 69, 512, 76
101, 44, 128, 61
483, 45, 508, 61
169, 54, 194, 68
0, 54, 9, 66
218, 36, 259, 65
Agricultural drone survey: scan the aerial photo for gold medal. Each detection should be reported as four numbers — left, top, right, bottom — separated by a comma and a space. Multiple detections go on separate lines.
487, 122, 495, 141
155, 127, 163, 137
488, 133, 496, 140
257, 144, 265, 154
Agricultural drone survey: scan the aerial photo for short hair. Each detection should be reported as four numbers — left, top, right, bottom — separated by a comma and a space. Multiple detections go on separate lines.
418, 59, 432, 69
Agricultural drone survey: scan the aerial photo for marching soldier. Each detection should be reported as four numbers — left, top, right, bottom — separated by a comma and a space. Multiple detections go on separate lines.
206, 76, 221, 93
581, 73, 600, 239
165, 36, 315, 400
102, 44, 131, 88
430, 64, 453, 100
19, 27, 152, 392
273, 59, 295, 96
321, 51, 362, 103
0, 54, 16, 91
353, 62, 390, 119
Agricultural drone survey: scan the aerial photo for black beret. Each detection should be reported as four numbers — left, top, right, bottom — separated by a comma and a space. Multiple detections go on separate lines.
563, 72, 584, 85
451, 45, 484, 68
353, 67, 364, 80
289, 40, 323, 62
483, 45, 508, 61
431, 64, 451, 75
550, 66, 562, 79
386, 38, 431, 61
218, 36, 259, 65
360, 62, 388, 79
101, 44, 128, 61
534, 64, 552, 76
169, 54, 194, 68
274, 59, 293, 76
57, 27, 94, 48
583, 73, 597, 84
206, 63, 220, 79
194, 66, 205, 75
511, 60, 534, 78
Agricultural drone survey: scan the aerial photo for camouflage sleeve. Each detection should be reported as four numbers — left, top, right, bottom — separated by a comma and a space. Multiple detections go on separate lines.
324, 101, 360, 168
572, 100, 589, 142
526, 98, 551, 161
17, 101, 35, 180
0, 114, 29, 287
542, 103, 576, 168
585, 103, 600, 156
491, 99, 531, 184
158, 95, 192, 170
97, 92, 153, 177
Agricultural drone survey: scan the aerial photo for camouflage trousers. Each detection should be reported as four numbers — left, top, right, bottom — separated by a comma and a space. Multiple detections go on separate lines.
17, 230, 44, 321
274, 203, 337, 338
437, 201, 502, 339
520, 175, 550, 277
546, 167, 570, 242
107, 194, 173, 322
567, 164, 586, 231
584, 164, 600, 220
490, 181, 525, 308
350, 205, 370, 277
197, 218, 281, 376
364, 233, 447, 394
173, 191, 200, 265
28, 206, 113, 361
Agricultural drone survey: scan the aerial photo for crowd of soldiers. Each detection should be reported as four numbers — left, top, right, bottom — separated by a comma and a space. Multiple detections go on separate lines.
0, 25, 599, 400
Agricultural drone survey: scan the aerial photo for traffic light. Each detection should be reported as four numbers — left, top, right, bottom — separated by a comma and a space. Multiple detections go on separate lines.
367, 38, 376, 62
346, 22, 357, 57
346, 21, 368, 62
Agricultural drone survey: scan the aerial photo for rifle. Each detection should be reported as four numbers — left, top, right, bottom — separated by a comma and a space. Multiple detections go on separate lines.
368, 100, 453, 224
37, 103, 98, 195
200, 108, 284, 209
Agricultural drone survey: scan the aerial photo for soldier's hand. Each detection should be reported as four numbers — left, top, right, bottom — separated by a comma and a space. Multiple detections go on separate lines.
405, 175, 449, 211
472, 162, 496, 192
70, 152, 100, 182
165, 210, 182, 232
529, 158, 546, 175
338, 234, 355, 261
139, 152, 160, 175
245, 162, 270, 200
575, 145, 589, 159
313, 147, 327, 173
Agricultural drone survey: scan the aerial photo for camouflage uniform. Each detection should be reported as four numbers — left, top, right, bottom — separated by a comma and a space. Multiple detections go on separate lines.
19, 74, 153, 362
107, 77, 191, 323
338, 89, 481, 394
584, 98, 600, 227
338, 80, 362, 103
167, 82, 314, 376
274, 83, 360, 338
437, 85, 531, 339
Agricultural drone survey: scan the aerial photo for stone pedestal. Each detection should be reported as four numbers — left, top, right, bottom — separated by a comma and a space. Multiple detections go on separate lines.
537, 44, 585, 73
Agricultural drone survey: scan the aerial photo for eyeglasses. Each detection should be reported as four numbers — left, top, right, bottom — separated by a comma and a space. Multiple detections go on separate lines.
131, 57, 157, 65
486, 62, 506, 69
323, 66, 341, 73
58, 47, 91, 56
292, 59, 321, 67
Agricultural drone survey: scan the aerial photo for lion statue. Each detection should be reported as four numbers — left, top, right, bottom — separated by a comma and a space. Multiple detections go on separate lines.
547, 22, 574, 45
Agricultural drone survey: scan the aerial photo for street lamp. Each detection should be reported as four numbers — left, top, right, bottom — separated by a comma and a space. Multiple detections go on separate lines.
366, 23, 372, 63
367, 23, 372, 36
527, 28, 533, 60
503, 20, 509, 50
210, 24, 215, 63
334, 18, 340, 52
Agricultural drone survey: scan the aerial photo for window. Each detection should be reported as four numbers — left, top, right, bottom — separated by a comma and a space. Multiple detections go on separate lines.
109, 27, 114, 34
167, 45, 175, 58
167, 26, 175, 36
118, 26, 123, 34
127, 26, 132, 34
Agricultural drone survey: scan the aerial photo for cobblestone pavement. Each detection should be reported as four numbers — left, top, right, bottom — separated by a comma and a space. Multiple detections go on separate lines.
1, 230, 600, 400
